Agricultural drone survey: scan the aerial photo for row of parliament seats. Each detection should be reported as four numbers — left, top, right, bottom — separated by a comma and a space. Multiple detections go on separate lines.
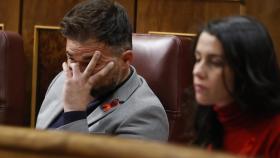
0, 31, 244, 158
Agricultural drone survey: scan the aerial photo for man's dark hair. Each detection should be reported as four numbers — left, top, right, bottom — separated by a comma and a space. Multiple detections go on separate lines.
60, 0, 132, 52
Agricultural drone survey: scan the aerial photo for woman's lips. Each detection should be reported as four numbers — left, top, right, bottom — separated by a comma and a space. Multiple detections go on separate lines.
194, 84, 207, 93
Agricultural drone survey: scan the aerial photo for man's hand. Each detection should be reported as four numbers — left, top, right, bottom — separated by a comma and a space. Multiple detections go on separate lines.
62, 51, 114, 112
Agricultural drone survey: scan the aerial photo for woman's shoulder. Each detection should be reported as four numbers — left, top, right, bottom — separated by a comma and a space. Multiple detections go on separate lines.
253, 113, 280, 143
261, 114, 280, 146
262, 114, 280, 158
269, 114, 280, 131
258, 114, 280, 134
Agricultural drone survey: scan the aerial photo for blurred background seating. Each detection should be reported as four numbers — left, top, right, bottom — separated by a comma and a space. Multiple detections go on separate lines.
132, 33, 195, 143
0, 31, 28, 126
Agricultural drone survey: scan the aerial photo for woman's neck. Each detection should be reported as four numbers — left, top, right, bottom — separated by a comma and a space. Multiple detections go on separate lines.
214, 100, 234, 109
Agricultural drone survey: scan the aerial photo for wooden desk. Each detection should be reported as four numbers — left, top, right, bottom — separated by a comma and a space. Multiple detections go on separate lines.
0, 126, 245, 158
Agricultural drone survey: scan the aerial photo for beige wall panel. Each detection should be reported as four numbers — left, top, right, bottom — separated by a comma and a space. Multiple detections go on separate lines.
245, 0, 280, 63
0, 0, 20, 32
136, 0, 240, 33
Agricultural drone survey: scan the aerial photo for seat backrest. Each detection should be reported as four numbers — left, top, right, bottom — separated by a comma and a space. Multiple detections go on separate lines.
132, 34, 195, 143
0, 31, 27, 126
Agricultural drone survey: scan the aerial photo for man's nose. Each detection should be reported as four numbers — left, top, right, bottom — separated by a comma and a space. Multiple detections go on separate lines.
78, 63, 89, 73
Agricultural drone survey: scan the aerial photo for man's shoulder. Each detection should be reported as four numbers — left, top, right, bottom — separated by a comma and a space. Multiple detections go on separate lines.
114, 75, 165, 116
110, 69, 163, 110
42, 71, 65, 104
127, 75, 162, 107
47, 72, 65, 90
52, 71, 65, 84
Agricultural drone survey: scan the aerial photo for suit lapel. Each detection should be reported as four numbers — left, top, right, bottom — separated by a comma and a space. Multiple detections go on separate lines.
87, 104, 117, 126
87, 66, 141, 126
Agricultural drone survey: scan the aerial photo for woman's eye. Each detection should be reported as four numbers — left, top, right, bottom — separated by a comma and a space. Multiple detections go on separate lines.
210, 59, 225, 67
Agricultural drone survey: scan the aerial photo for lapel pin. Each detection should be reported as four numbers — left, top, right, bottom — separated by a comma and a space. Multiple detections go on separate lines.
102, 99, 120, 112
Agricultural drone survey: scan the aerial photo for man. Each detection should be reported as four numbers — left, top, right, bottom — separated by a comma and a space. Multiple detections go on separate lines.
36, 0, 169, 141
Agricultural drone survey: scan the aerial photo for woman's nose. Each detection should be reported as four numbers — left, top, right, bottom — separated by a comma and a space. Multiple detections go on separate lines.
193, 61, 206, 79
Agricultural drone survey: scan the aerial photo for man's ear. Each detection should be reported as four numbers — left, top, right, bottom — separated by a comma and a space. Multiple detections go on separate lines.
121, 50, 133, 65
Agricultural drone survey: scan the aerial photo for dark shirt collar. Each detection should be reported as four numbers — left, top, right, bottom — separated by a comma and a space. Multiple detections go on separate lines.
86, 67, 134, 111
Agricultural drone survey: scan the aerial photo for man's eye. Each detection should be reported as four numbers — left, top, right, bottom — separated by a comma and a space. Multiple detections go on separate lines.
68, 58, 76, 63
80, 62, 89, 68
82, 56, 93, 61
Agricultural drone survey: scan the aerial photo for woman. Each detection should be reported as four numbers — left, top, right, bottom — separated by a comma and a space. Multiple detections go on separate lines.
192, 16, 280, 157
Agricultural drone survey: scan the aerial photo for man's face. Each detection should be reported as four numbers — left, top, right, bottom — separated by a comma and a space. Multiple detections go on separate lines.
65, 38, 127, 97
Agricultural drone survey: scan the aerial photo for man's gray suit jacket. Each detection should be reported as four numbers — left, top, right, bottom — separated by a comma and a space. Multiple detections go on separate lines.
36, 66, 169, 141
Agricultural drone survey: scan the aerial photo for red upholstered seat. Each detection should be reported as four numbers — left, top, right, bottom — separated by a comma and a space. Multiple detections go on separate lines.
132, 33, 195, 143
0, 31, 27, 126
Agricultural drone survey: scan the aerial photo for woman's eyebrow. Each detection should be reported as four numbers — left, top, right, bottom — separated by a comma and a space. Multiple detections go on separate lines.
195, 50, 223, 58
208, 54, 223, 58
208, 54, 225, 59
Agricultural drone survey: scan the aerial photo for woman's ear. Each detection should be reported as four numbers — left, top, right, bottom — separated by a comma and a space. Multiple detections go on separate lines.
121, 50, 133, 65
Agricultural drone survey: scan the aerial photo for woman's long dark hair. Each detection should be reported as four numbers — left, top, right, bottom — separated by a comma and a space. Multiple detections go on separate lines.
193, 16, 280, 149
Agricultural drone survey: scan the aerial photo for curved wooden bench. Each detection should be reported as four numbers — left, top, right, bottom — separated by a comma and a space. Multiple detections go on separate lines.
0, 126, 245, 158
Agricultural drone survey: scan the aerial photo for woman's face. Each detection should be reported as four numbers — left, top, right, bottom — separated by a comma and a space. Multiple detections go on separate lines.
193, 32, 234, 107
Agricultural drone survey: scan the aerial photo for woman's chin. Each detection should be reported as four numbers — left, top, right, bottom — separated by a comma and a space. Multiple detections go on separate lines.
195, 97, 213, 106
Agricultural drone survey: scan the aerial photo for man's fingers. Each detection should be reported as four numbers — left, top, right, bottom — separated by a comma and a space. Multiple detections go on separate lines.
83, 51, 100, 78
69, 63, 81, 79
62, 62, 72, 78
88, 61, 114, 85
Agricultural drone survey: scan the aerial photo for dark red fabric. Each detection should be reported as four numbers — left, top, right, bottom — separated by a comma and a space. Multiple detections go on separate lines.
214, 105, 280, 158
